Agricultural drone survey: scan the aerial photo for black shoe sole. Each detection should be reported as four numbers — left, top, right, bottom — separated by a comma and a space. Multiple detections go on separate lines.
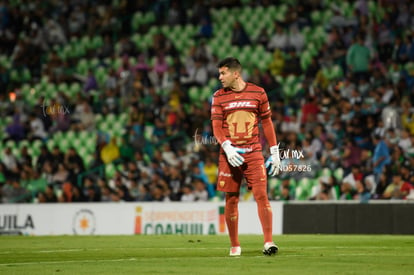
263, 246, 278, 256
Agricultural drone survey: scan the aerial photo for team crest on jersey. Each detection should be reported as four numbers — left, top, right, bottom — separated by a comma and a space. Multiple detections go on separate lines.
224, 101, 257, 110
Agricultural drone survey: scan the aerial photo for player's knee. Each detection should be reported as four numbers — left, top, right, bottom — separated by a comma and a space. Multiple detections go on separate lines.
252, 188, 268, 202
226, 193, 239, 205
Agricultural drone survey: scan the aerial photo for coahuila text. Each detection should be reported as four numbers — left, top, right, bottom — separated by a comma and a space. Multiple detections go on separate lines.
143, 223, 216, 235
0, 214, 35, 230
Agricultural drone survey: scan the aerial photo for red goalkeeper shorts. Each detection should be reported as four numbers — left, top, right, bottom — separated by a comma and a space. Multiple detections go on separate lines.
216, 151, 267, 193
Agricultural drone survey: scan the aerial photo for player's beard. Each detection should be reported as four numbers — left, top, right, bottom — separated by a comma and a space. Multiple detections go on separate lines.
222, 79, 235, 90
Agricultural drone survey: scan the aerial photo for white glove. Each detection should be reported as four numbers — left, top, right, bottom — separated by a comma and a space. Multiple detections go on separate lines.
222, 140, 247, 167
265, 145, 281, 176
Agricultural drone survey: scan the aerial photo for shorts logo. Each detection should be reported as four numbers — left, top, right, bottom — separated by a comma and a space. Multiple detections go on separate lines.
219, 172, 232, 177
224, 101, 256, 110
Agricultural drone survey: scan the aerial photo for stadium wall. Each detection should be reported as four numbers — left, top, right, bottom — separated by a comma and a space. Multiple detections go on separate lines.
283, 202, 414, 234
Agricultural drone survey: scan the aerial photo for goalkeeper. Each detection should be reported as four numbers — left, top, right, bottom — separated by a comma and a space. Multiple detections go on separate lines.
211, 57, 280, 256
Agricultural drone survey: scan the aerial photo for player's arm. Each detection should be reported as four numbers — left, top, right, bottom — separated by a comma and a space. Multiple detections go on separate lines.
259, 91, 281, 176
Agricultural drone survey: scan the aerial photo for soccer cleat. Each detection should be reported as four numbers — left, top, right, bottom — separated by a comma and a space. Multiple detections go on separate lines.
263, 242, 278, 256
229, 246, 241, 256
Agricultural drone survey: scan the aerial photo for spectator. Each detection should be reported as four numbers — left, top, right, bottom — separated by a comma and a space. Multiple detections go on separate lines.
27, 112, 47, 141
231, 21, 250, 47
341, 139, 363, 174
44, 185, 58, 203
320, 139, 341, 170
83, 69, 98, 93
136, 184, 152, 201
180, 58, 208, 88
193, 179, 208, 201
195, 17, 213, 39
180, 184, 195, 202
18, 146, 33, 167
5, 113, 25, 142
52, 163, 69, 185
288, 25, 304, 52
383, 174, 412, 200
372, 135, 391, 185
100, 138, 120, 164
354, 180, 371, 202
2, 147, 19, 179
267, 23, 288, 52
65, 147, 85, 175
283, 47, 302, 76
2, 179, 29, 203
346, 33, 371, 82
312, 176, 337, 200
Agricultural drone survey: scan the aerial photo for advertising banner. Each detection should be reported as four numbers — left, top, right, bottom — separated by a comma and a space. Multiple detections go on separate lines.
0, 202, 283, 236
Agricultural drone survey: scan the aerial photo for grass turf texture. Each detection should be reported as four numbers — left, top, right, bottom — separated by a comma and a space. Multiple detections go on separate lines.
1, 235, 413, 275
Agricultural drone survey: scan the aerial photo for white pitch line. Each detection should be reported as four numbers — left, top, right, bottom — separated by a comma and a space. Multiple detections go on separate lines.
0, 256, 242, 267
38, 249, 84, 253
0, 258, 138, 267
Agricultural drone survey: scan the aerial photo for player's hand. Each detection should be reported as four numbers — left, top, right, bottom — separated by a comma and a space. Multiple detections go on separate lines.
265, 145, 281, 176
222, 140, 247, 167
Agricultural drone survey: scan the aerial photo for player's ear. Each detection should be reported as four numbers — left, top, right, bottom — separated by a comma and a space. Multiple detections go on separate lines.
233, 69, 240, 78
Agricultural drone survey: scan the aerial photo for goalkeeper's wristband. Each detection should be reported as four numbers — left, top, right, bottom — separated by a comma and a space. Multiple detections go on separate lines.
222, 140, 232, 149
270, 144, 280, 157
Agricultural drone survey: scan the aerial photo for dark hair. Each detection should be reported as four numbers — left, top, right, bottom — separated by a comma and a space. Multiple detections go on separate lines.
217, 57, 242, 71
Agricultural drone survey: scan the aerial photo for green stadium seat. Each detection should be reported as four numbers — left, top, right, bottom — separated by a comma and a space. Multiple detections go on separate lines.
92, 35, 103, 49
95, 66, 107, 87
21, 68, 31, 82
311, 10, 323, 24
10, 69, 19, 82
295, 177, 314, 200
69, 82, 81, 97
76, 58, 89, 75
18, 140, 30, 149
333, 167, 344, 181
105, 163, 116, 178
131, 11, 143, 31
321, 167, 332, 177
188, 86, 200, 104
89, 58, 99, 69
57, 82, 68, 92
58, 138, 71, 152
118, 112, 128, 124
5, 139, 17, 150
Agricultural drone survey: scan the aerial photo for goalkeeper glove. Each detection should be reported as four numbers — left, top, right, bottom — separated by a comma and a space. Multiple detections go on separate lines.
265, 145, 281, 176
222, 140, 247, 167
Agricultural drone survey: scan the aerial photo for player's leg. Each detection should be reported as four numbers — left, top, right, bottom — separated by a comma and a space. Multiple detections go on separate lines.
225, 192, 240, 249
217, 153, 243, 256
251, 184, 273, 244
251, 184, 278, 255
244, 153, 278, 255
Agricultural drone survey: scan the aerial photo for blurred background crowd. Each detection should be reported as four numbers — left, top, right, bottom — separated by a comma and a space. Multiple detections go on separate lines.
1, 0, 414, 204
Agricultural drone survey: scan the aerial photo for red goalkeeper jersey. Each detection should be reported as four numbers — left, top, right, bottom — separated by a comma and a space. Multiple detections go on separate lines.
211, 82, 272, 152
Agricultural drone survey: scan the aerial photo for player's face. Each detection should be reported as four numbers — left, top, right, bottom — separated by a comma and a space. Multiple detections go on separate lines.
218, 66, 238, 88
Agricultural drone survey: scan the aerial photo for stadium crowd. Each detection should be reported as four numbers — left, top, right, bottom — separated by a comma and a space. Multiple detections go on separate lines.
1, 0, 414, 203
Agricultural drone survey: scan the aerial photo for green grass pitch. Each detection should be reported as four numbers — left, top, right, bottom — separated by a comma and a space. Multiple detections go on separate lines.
1, 235, 413, 275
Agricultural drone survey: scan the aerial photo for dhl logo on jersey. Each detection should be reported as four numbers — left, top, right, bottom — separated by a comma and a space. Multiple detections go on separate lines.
224, 101, 257, 110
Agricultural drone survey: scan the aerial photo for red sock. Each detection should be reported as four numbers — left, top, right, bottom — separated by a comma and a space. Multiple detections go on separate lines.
253, 185, 273, 243
225, 193, 240, 247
